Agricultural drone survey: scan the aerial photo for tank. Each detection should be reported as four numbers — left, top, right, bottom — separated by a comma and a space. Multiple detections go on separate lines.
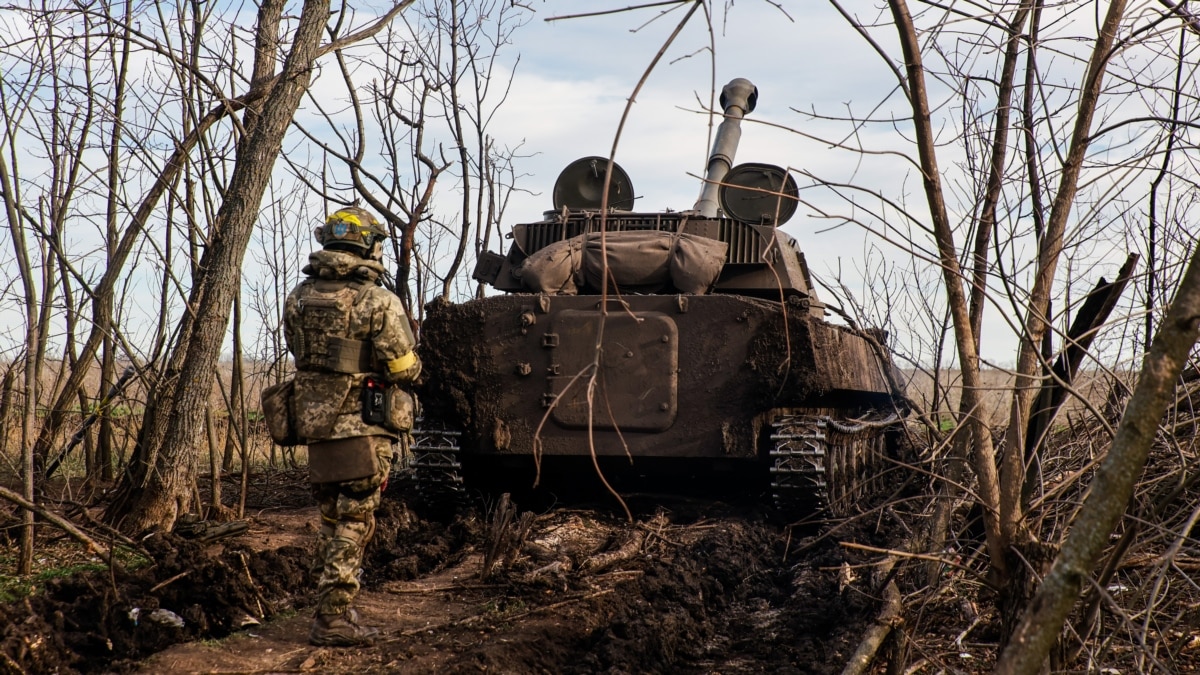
413, 78, 905, 518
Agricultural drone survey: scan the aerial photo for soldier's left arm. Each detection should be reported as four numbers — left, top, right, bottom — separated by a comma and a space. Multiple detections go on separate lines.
282, 290, 301, 358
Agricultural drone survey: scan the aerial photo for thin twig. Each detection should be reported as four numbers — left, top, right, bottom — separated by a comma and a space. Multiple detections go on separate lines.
393, 589, 614, 639
839, 541, 994, 588
150, 570, 191, 594
386, 583, 507, 595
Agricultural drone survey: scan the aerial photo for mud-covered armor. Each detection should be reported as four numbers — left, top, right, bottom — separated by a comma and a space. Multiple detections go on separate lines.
415, 78, 907, 521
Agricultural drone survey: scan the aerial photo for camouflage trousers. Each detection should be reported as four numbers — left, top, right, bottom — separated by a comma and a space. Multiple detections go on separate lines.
311, 436, 394, 617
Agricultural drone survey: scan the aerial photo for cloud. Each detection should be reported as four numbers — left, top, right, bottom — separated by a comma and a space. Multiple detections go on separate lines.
489, 3, 918, 265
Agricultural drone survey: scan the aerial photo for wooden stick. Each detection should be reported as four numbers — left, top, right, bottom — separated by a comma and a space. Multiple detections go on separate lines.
839, 541, 992, 587
386, 583, 506, 594
393, 588, 614, 639
150, 570, 191, 593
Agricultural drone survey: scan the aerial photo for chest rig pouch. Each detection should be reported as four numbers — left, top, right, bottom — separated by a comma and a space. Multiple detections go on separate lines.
293, 281, 375, 374
290, 281, 371, 448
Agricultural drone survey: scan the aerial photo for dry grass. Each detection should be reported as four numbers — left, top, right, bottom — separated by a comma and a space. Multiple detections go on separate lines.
0, 359, 287, 484
901, 368, 1125, 427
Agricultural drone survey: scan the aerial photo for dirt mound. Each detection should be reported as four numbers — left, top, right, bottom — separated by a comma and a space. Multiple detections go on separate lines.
571, 513, 879, 673
0, 533, 308, 674
389, 499, 889, 674
2, 488, 897, 674
0, 497, 481, 674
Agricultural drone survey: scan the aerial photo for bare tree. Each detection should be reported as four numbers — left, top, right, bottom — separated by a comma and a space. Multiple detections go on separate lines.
290, 0, 528, 317
787, 0, 1200, 665
0, 6, 76, 572
106, 0, 417, 533
0, 148, 41, 574
997, 244, 1200, 672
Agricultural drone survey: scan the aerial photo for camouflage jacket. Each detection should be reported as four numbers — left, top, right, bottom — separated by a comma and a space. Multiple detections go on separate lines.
284, 249, 421, 442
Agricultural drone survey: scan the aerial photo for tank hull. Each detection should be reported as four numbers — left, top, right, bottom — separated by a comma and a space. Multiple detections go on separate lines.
418, 293, 895, 462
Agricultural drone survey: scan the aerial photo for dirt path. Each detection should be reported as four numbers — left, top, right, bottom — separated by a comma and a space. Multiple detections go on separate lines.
138, 553, 507, 673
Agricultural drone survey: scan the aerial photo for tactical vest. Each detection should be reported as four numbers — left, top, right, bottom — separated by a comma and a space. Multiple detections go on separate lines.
292, 279, 377, 374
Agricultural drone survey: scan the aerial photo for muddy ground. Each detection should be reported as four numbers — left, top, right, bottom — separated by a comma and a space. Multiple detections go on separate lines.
0, 465, 967, 675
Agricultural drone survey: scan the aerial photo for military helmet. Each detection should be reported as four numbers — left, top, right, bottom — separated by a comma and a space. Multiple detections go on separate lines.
317, 206, 388, 255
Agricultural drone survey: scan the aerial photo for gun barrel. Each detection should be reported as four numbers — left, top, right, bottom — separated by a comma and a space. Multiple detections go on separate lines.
693, 78, 758, 217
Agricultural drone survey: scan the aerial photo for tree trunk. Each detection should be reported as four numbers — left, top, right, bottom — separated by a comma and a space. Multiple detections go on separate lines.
105, 0, 329, 534
206, 405, 223, 516
888, 0, 1007, 575
0, 151, 41, 574
98, 339, 116, 481
222, 295, 246, 472
0, 366, 14, 462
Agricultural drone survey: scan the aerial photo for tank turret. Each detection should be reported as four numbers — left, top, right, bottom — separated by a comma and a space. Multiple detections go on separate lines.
472, 78, 819, 315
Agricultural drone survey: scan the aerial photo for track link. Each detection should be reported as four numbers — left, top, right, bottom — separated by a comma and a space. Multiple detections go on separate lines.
406, 420, 466, 509
769, 411, 897, 519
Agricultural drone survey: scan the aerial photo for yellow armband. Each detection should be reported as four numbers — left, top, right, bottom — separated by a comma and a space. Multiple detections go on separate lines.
387, 351, 417, 376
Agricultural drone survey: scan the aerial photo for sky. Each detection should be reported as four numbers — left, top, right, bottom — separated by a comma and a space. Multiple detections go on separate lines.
293, 0, 1034, 367
490, 2, 905, 228
2, 0, 933, 366
480, 2, 975, 364
476, 2, 1164, 370
0, 0, 1155, 370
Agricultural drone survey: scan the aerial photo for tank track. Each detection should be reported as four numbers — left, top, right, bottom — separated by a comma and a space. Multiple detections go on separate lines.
405, 420, 467, 510
769, 411, 897, 519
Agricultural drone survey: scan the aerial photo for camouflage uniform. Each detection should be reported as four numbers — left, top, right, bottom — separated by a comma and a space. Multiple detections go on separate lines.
283, 247, 421, 630
309, 438, 391, 617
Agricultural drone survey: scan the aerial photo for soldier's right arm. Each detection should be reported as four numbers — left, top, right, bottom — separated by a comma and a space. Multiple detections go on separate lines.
370, 290, 421, 384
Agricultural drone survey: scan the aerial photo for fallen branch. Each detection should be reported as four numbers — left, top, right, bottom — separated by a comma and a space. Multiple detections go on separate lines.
525, 560, 570, 579
580, 529, 645, 573
840, 541, 992, 588
149, 570, 191, 594
62, 501, 139, 549
0, 485, 110, 564
840, 580, 903, 675
386, 583, 507, 594
1117, 553, 1200, 570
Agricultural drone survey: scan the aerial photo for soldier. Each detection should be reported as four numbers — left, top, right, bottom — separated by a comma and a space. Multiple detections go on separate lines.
283, 206, 421, 647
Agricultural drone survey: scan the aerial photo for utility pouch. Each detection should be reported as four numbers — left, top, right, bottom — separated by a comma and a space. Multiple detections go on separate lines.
361, 376, 388, 426
261, 378, 302, 446
385, 386, 417, 433
308, 436, 378, 483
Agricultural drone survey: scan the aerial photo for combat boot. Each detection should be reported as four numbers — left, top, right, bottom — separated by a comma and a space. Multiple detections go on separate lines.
309, 608, 379, 647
